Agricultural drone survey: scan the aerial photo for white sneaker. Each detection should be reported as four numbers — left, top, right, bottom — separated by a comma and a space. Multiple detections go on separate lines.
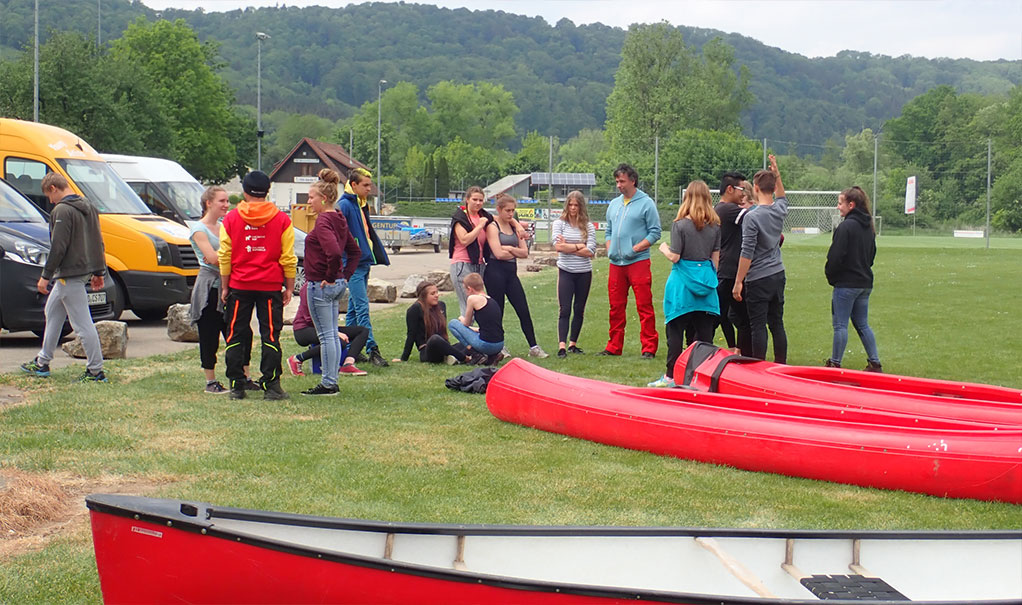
445, 355, 458, 365
501, 346, 512, 358
647, 375, 676, 388
528, 345, 549, 358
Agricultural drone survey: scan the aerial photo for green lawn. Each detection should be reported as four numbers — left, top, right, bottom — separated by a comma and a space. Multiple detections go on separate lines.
2, 237, 1021, 603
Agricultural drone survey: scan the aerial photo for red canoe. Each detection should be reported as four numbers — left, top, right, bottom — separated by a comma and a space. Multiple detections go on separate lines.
674, 343, 1022, 426
87, 494, 1022, 604
486, 359, 1022, 504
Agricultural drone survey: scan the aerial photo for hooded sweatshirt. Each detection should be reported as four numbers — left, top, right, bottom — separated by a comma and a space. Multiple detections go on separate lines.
218, 200, 297, 291
339, 184, 390, 268
604, 188, 661, 266
304, 211, 361, 283
826, 206, 876, 288
41, 194, 106, 280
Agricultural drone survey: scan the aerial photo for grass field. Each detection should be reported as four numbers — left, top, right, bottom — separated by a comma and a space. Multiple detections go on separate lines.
1, 236, 1021, 602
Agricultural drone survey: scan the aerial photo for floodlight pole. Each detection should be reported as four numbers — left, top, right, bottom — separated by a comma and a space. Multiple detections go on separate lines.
377, 79, 387, 213
256, 32, 270, 171
986, 138, 991, 249
33, 0, 39, 122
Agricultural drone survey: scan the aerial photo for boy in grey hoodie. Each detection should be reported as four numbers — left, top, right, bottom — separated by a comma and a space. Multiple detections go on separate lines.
21, 172, 108, 381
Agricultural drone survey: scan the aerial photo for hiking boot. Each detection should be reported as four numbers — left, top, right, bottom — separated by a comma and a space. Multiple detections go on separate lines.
368, 349, 389, 367
204, 380, 228, 394
353, 351, 369, 363
79, 369, 108, 383
287, 355, 305, 377
229, 380, 247, 400
339, 364, 368, 376
567, 345, 584, 354
263, 380, 289, 400
243, 378, 262, 391
824, 359, 841, 368
647, 375, 675, 388
640, 351, 656, 359
864, 361, 883, 373
302, 383, 339, 396
556, 348, 567, 358
20, 358, 50, 377
528, 345, 549, 358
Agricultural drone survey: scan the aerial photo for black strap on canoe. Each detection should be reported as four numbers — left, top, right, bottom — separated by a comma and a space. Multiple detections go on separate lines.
679, 342, 723, 388
708, 353, 761, 393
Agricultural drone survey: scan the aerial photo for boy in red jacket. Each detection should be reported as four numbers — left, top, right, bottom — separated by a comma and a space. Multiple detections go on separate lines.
219, 171, 298, 400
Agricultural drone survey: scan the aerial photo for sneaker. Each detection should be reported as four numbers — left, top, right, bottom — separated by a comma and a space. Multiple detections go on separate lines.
647, 375, 675, 388
20, 358, 50, 377
568, 345, 584, 354
204, 380, 228, 394
243, 378, 262, 391
287, 355, 305, 377
263, 380, 289, 401
484, 352, 506, 366
557, 348, 567, 358
353, 352, 369, 363
79, 369, 108, 383
528, 345, 549, 358
597, 349, 619, 356
467, 352, 487, 365
824, 359, 841, 368
368, 349, 389, 367
864, 361, 883, 373
444, 355, 459, 365
339, 364, 368, 376
229, 381, 247, 400
501, 346, 512, 358
641, 351, 656, 359
302, 383, 339, 396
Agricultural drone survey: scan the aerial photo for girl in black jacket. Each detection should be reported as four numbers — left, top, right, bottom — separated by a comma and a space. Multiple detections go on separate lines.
825, 186, 881, 372
395, 281, 468, 364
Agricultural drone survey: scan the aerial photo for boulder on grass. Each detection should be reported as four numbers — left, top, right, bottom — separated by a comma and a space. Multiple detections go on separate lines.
401, 274, 428, 298
533, 254, 558, 267
426, 270, 454, 291
526, 264, 543, 272
166, 303, 199, 342
367, 278, 397, 303
62, 320, 128, 359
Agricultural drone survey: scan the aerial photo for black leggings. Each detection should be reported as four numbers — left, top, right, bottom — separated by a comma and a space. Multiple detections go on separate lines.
197, 287, 226, 371
293, 325, 370, 363
419, 334, 467, 363
483, 260, 537, 347
665, 312, 716, 379
557, 269, 591, 344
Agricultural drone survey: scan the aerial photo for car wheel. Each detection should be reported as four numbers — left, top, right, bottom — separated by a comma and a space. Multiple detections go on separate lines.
294, 262, 306, 295
433, 243, 441, 253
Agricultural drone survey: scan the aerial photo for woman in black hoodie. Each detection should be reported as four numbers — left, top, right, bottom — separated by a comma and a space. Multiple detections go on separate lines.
824, 186, 881, 372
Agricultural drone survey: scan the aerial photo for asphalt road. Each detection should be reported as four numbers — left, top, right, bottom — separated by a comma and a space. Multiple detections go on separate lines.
0, 248, 459, 376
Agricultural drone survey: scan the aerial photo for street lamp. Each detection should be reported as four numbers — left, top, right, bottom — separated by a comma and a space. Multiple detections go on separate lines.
256, 32, 270, 171
376, 79, 387, 212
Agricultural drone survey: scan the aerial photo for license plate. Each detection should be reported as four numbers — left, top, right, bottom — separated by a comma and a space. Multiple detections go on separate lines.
88, 292, 107, 305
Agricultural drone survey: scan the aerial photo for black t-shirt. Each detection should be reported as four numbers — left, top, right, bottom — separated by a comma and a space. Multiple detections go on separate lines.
475, 297, 504, 344
714, 201, 744, 279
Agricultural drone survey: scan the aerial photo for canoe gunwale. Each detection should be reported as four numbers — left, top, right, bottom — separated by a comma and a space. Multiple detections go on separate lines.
87, 494, 1022, 605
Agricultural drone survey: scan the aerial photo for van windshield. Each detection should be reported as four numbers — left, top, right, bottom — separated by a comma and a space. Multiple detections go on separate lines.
57, 159, 152, 214
0, 179, 47, 222
154, 181, 205, 220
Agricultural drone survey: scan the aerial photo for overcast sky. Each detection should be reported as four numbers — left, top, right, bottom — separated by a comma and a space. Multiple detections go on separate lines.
138, 0, 1022, 61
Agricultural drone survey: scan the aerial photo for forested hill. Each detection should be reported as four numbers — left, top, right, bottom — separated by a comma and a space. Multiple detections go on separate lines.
1, 0, 1018, 147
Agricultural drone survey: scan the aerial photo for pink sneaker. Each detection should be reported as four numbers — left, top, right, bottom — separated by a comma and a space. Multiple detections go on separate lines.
287, 355, 305, 377
339, 364, 367, 376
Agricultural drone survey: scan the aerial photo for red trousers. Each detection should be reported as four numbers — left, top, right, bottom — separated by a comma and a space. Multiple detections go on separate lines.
606, 259, 658, 355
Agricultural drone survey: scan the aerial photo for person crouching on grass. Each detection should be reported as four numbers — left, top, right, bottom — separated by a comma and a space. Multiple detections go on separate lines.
447, 272, 505, 365
394, 281, 469, 365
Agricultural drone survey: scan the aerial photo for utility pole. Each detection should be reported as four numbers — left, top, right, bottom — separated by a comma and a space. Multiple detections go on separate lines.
33, 0, 39, 122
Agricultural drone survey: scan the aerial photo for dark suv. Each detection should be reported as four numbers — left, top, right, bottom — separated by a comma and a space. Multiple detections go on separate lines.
0, 177, 115, 336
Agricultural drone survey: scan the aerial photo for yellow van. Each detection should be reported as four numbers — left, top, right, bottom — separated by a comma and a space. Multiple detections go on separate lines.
0, 118, 198, 320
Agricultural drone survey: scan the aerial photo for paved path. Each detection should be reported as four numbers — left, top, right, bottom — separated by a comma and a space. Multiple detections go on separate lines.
0, 248, 467, 375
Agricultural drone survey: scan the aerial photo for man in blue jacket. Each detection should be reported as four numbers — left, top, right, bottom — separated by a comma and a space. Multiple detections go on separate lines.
598, 163, 661, 358
339, 168, 391, 367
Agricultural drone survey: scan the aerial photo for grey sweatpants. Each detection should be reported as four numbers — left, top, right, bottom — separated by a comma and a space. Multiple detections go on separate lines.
36, 276, 103, 373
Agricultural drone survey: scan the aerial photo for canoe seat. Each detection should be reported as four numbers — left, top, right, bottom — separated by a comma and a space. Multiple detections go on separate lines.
800, 574, 908, 600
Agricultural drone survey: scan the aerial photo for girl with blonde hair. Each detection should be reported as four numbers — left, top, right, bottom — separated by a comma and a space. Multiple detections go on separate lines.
551, 190, 596, 357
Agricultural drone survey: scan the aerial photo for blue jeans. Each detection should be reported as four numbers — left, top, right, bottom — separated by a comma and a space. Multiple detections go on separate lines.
447, 319, 503, 355
308, 280, 348, 387
831, 287, 879, 364
346, 263, 377, 351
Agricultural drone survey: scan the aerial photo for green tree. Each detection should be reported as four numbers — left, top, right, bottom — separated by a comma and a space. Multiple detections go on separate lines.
110, 18, 248, 182
0, 30, 171, 156
263, 111, 338, 172
558, 129, 607, 166
437, 137, 501, 190
660, 129, 762, 198
427, 81, 518, 150
605, 23, 751, 161
435, 153, 451, 197
504, 131, 555, 175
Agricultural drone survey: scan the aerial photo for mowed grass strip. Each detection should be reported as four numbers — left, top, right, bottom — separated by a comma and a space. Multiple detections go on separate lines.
1, 238, 1021, 603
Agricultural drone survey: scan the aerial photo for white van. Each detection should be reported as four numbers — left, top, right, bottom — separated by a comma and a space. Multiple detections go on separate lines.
105, 153, 307, 291
103, 154, 204, 226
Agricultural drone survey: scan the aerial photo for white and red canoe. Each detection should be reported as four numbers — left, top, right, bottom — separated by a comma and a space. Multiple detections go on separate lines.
485, 359, 1022, 503
674, 343, 1022, 426
87, 493, 1021, 604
